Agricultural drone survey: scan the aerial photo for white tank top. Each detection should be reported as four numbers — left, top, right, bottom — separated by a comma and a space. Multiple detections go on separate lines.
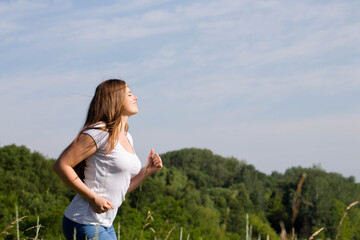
64, 125, 142, 227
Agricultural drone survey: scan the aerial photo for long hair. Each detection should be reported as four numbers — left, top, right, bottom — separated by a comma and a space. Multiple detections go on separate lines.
74, 79, 128, 180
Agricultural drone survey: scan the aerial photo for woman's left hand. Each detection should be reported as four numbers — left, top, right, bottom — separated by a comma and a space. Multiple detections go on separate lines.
146, 148, 163, 175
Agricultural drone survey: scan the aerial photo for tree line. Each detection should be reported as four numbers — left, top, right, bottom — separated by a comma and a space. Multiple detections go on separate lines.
0, 144, 359, 239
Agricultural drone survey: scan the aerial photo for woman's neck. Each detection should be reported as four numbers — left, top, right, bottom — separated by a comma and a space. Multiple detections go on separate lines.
119, 116, 128, 134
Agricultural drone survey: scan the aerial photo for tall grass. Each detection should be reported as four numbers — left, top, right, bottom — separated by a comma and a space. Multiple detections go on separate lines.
2, 205, 360, 240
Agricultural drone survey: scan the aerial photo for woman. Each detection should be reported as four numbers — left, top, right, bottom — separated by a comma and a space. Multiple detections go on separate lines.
53, 79, 163, 240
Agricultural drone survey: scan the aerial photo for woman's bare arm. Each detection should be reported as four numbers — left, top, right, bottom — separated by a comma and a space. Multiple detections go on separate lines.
53, 133, 113, 213
127, 148, 163, 193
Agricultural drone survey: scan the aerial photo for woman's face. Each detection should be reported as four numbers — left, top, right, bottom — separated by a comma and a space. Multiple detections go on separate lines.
122, 86, 138, 116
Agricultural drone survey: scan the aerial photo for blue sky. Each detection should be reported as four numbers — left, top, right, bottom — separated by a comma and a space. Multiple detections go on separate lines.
1, 0, 360, 181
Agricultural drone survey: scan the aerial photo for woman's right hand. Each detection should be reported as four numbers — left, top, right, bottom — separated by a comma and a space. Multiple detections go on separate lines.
90, 195, 114, 214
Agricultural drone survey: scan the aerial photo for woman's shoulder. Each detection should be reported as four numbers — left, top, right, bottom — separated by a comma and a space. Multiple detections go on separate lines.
82, 122, 107, 132
82, 122, 108, 149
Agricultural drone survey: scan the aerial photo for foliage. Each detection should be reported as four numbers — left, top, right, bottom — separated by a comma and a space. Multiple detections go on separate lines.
0, 145, 359, 239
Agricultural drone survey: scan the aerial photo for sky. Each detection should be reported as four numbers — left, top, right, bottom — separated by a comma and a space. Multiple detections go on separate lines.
1, 0, 360, 182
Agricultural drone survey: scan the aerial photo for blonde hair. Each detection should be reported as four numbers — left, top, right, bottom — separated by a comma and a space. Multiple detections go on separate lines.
80, 79, 129, 154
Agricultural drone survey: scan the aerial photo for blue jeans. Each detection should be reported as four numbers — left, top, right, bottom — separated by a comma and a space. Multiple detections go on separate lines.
62, 216, 117, 240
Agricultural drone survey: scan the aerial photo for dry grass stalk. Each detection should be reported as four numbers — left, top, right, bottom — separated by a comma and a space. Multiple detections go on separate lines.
346, 201, 359, 211
117, 221, 120, 240
1, 214, 28, 236
73, 227, 77, 240
34, 216, 41, 240
279, 221, 287, 240
136, 159, 153, 211
16, 205, 19, 240
139, 211, 155, 239
336, 201, 359, 240
164, 226, 176, 240
246, 214, 249, 240
291, 173, 307, 226
337, 212, 348, 234
290, 227, 295, 240
95, 225, 99, 240
1, 216, 28, 235
25, 218, 44, 240
10, 216, 28, 226
221, 191, 237, 240
249, 225, 253, 240
157, 219, 169, 238
1, 224, 14, 235
308, 227, 324, 240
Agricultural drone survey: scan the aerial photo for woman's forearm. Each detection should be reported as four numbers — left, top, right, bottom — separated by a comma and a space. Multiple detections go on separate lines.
126, 166, 151, 193
127, 150, 163, 193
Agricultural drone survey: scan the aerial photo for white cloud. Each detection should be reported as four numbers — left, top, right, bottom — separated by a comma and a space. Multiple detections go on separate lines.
176, 0, 248, 18
0, 21, 23, 36
74, 0, 173, 17
0, 1, 45, 14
